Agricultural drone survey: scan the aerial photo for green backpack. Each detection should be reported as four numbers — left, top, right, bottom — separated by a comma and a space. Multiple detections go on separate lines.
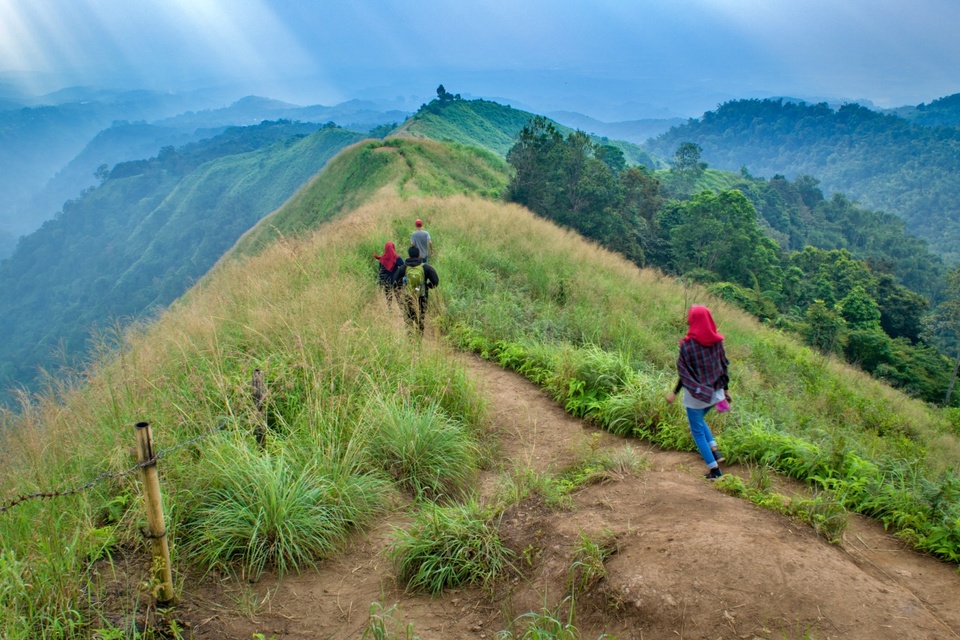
405, 264, 427, 298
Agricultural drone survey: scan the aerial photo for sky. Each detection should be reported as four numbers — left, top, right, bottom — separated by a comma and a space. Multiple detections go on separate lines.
1, 0, 959, 120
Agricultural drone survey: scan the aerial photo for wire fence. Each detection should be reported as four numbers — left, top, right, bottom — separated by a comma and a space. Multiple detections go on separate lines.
0, 421, 229, 515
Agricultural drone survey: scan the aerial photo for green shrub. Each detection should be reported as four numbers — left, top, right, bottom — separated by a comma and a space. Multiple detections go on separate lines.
183, 437, 389, 580
387, 499, 513, 594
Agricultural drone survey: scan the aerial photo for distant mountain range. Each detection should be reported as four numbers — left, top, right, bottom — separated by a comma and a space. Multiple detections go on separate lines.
546, 111, 685, 144
0, 89, 410, 257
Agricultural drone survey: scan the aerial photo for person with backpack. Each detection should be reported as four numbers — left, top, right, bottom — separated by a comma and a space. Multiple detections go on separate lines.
665, 305, 730, 480
410, 218, 434, 264
392, 245, 439, 334
373, 241, 404, 307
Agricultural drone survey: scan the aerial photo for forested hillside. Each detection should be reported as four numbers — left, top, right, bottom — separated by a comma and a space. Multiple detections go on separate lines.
1, 93, 410, 260
888, 92, 960, 128
24, 122, 225, 234
0, 121, 364, 407
646, 99, 960, 261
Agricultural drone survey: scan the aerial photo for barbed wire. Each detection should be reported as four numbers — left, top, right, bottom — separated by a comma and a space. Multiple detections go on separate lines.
0, 421, 229, 515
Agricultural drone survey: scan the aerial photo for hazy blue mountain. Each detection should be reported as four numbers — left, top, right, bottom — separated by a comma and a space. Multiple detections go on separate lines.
157, 95, 410, 132
546, 110, 685, 144
0, 90, 234, 240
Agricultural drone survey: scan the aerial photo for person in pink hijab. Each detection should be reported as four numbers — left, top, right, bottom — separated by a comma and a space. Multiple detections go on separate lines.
373, 241, 404, 306
666, 305, 730, 479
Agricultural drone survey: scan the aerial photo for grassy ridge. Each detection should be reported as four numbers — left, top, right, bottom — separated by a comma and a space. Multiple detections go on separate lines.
2, 137, 959, 636
232, 137, 509, 257
398, 99, 533, 155
398, 98, 665, 168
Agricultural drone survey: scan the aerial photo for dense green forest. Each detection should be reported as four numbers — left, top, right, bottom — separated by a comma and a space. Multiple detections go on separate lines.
646, 98, 960, 262
0, 121, 364, 407
507, 117, 957, 404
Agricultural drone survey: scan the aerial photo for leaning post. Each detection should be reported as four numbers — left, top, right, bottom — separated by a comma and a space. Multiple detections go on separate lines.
252, 368, 267, 447
134, 421, 176, 605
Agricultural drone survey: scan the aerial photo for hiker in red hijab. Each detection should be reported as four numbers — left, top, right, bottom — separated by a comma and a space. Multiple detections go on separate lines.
666, 305, 731, 479
373, 241, 404, 306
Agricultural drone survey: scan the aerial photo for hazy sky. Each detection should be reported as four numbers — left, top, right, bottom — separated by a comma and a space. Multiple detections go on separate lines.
1, 0, 958, 119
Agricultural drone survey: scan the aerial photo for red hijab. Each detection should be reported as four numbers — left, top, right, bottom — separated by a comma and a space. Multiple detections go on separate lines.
682, 305, 724, 346
375, 242, 399, 271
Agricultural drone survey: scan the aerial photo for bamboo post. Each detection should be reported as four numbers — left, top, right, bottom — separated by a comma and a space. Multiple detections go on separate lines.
134, 421, 175, 605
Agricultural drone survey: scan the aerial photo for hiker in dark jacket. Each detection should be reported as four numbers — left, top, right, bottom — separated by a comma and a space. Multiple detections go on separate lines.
392, 245, 439, 334
373, 241, 404, 306
666, 305, 730, 480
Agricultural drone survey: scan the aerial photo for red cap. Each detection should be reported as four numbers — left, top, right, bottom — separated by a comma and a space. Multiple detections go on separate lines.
415, 219, 423, 227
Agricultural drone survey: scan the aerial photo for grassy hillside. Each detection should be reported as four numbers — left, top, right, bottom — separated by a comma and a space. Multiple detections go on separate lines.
1, 137, 959, 638
0, 124, 365, 407
397, 97, 666, 169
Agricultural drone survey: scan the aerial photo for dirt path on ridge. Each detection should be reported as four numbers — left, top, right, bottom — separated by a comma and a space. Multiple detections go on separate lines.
169, 354, 960, 640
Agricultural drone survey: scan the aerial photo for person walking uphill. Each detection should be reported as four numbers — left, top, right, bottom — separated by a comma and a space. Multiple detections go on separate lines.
410, 219, 433, 264
392, 246, 439, 335
373, 241, 404, 306
666, 305, 731, 480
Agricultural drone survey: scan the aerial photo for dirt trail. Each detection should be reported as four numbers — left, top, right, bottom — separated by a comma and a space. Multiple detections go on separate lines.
172, 354, 960, 640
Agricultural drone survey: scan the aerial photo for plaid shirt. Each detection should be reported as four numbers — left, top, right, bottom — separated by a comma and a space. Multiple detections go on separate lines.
676, 339, 729, 403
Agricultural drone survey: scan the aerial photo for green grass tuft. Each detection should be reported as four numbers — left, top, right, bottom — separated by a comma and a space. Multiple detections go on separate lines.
387, 499, 514, 594
182, 435, 389, 580
366, 399, 481, 500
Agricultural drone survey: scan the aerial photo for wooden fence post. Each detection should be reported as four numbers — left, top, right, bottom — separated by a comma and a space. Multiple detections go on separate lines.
134, 421, 175, 605
252, 368, 267, 446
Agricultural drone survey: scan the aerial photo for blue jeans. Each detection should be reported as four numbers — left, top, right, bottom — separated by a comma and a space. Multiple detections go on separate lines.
685, 406, 720, 468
